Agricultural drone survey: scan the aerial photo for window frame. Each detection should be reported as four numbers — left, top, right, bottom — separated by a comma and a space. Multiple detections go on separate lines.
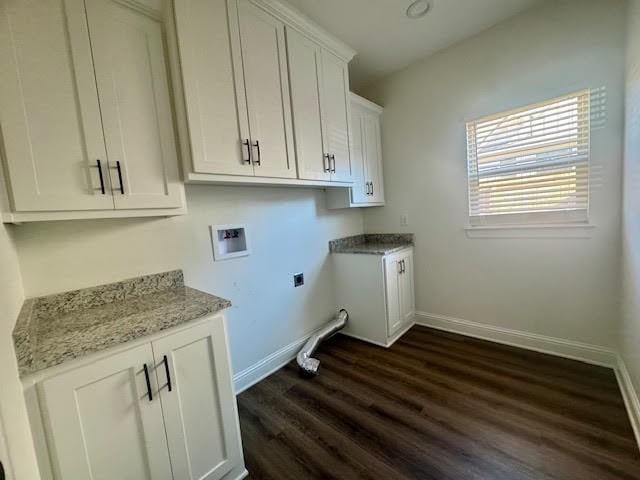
465, 90, 592, 227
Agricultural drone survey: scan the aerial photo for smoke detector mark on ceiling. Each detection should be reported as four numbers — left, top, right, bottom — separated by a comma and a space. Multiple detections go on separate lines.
406, 0, 432, 19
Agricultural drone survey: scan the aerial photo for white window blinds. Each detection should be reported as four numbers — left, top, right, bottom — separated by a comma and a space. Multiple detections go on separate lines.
466, 90, 591, 224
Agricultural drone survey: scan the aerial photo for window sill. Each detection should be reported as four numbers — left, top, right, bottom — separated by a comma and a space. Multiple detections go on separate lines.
464, 223, 596, 239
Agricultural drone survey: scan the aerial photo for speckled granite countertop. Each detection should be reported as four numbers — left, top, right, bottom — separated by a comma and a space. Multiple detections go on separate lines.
329, 233, 414, 255
13, 270, 231, 377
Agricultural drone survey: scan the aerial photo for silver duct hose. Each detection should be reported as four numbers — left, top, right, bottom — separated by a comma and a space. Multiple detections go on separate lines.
297, 309, 348, 376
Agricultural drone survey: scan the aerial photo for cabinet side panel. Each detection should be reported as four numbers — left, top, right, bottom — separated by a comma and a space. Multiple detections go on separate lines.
332, 254, 388, 345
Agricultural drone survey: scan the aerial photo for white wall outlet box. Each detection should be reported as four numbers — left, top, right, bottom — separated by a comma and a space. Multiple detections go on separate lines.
210, 224, 250, 261
400, 214, 409, 227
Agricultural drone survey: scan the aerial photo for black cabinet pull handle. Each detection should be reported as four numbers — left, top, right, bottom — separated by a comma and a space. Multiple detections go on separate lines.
366, 182, 370, 195
163, 355, 172, 392
95, 160, 106, 194
370, 182, 374, 196
143, 363, 153, 401
115, 161, 125, 194
330, 154, 336, 173
324, 153, 331, 172
242, 139, 252, 164
252, 140, 261, 165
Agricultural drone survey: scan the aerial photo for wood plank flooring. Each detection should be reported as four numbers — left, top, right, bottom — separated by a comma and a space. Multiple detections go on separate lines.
238, 326, 640, 480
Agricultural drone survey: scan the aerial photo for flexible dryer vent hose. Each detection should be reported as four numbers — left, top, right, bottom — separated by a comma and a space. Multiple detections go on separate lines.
297, 309, 348, 376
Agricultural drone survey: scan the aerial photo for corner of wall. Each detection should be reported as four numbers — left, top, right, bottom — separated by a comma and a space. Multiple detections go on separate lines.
0, 222, 41, 480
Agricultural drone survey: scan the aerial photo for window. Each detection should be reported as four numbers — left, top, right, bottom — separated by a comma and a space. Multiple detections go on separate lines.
466, 91, 590, 225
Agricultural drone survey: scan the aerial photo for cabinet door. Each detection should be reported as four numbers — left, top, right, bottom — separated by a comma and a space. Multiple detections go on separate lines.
174, 0, 253, 176
399, 250, 415, 323
385, 253, 403, 336
152, 318, 244, 480
0, 0, 113, 212
363, 113, 385, 203
86, 0, 183, 210
349, 108, 369, 204
237, 0, 295, 179
39, 344, 172, 480
286, 27, 330, 181
320, 50, 352, 182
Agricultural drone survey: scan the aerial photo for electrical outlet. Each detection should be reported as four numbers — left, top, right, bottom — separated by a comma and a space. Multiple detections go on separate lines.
293, 273, 304, 287
400, 214, 409, 227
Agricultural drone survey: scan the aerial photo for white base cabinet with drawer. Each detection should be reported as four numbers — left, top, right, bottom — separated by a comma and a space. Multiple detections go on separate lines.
332, 247, 415, 347
26, 315, 247, 480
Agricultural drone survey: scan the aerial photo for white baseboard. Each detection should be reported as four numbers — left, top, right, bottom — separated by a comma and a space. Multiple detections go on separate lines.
414, 311, 618, 368
616, 356, 640, 449
233, 327, 321, 394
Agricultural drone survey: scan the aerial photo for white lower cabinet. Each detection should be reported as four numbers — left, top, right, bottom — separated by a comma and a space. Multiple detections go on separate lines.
40, 343, 173, 480
154, 321, 244, 480
384, 249, 416, 336
333, 247, 415, 347
33, 315, 246, 480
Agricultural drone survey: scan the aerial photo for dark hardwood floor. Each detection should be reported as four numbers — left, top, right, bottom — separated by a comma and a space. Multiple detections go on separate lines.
238, 326, 640, 480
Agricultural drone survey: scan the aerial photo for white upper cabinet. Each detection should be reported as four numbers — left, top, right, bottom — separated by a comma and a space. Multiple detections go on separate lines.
362, 111, 385, 203
326, 93, 385, 208
0, 0, 185, 222
172, 0, 356, 186
320, 50, 352, 182
86, 0, 183, 210
286, 27, 330, 181
286, 26, 353, 183
173, 0, 252, 176
348, 106, 368, 204
0, 0, 112, 212
236, 0, 295, 179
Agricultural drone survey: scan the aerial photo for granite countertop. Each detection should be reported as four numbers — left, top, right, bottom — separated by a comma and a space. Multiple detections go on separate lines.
13, 270, 231, 377
329, 233, 414, 255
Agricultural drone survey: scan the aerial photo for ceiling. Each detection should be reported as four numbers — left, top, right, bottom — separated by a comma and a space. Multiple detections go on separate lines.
285, 0, 545, 89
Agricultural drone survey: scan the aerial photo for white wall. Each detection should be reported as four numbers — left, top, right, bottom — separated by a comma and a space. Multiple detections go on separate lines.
361, 0, 626, 348
0, 223, 40, 480
622, 0, 640, 400
12, 186, 363, 374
